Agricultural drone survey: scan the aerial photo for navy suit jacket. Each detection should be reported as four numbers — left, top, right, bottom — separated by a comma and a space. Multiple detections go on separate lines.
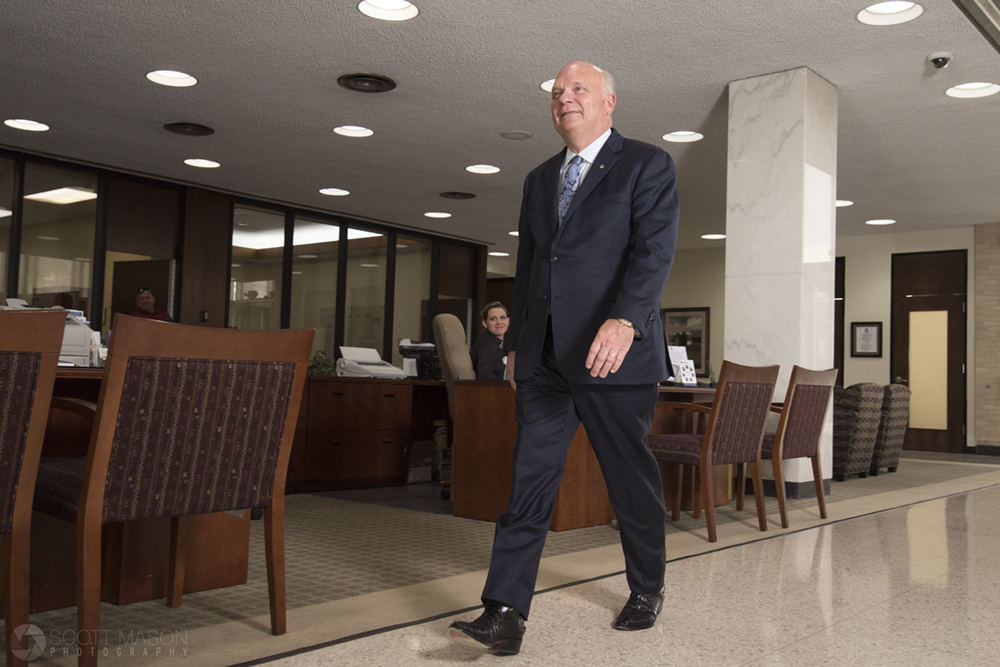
507, 128, 679, 385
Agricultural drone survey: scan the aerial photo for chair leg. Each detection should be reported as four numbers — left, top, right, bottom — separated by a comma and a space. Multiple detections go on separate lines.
4, 531, 30, 667
773, 456, 789, 529
701, 464, 717, 543
812, 455, 828, 519
750, 462, 768, 532
167, 516, 189, 607
264, 504, 287, 635
735, 463, 746, 511
691, 469, 702, 520
671, 464, 683, 522
77, 519, 102, 667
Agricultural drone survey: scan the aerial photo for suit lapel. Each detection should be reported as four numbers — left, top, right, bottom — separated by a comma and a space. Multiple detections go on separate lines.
541, 149, 565, 239
561, 128, 623, 227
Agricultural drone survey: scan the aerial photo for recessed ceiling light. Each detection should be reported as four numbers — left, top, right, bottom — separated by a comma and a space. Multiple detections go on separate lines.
36, 236, 60, 241
298, 254, 318, 259
358, 0, 418, 21
396, 244, 408, 249
466, 164, 500, 174
146, 70, 198, 87
946, 82, 1000, 98
701, 234, 727, 240
4, 118, 49, 132
662, 131, 704, 143
501, 130, 534, 140
0, 208, 11, 218
334, 125, 374, 137
540, 79, 555, 93
440, 191, 476, 200
163, 122, 214, 136
237, 222, 249, 227
184, 158, 220, 168
320, 188, 350, 196
292, 271, 303, 275
424, 212, 452, 218
360, 263, 380, 268
836, 200, 854, 207
24, 187, 97, 205
866, 219, 896, 226
857, 2, 923, 26
489, 252, 510, 257
337, 73, 397, 93
231, 264, 241, 268
509, 231, 519, 236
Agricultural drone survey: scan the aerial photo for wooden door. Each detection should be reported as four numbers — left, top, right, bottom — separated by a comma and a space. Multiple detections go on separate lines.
890, 251, 967, 453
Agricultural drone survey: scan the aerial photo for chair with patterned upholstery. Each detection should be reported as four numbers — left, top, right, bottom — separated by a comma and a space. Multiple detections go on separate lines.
32, 315, 313, 667
759, 366, 838, 529
1, 310, 64, 667
832, 382, 883, 481
647, 360, 779, 543
870, 384, 911, 476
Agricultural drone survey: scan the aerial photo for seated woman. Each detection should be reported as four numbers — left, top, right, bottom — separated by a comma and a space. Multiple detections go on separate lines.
469, 301, 508, 381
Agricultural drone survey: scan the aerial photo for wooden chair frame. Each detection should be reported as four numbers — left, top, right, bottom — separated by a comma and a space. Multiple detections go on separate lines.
654, 361, 778, 543
51, 315, 312, 667
754, 366, 837, 529
1, 310, 64, 667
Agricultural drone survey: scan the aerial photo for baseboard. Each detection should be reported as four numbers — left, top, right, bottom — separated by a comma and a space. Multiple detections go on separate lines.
975, 444, 1000, 457
747, 477, 832, 500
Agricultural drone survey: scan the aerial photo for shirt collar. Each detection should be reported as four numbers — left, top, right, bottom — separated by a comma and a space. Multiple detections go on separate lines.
562, 128, 612, 170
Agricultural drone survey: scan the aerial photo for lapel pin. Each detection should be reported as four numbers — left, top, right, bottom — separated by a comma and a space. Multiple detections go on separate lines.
599, 164, 604, 169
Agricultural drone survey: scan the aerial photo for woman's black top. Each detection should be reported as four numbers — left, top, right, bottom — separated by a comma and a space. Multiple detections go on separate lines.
470, 332, 506, 381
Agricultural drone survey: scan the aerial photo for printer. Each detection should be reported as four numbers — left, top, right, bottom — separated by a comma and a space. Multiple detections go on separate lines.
336, 346, 408, 379
1, 300, 96, 367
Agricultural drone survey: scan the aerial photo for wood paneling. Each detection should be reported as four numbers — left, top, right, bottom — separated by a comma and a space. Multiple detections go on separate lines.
106, 177, 180, 258
179, 187, 231, 326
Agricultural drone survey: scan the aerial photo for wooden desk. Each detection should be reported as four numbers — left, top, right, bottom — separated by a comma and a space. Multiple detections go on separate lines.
31, 369, 251, 612
452, 382, 718, 531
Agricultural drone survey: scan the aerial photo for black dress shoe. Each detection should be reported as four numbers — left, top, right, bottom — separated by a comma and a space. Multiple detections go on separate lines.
613, 588, 664, 630
448, 600, 525, 655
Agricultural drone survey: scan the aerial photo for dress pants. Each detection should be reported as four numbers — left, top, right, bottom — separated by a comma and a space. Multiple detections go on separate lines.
481, 323, 666, 618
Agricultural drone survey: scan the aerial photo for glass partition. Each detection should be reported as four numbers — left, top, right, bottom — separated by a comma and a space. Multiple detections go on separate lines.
391, 236, 432, 366
0, 158, 12, 296
18, 163, 97, 319
343, 228, 387, 353
229, 206, 284, 330
290, 217, 341, 358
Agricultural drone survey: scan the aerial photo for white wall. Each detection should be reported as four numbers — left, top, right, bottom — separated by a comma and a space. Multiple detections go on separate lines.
660, 246, 726, 381
837, 227, 976, 446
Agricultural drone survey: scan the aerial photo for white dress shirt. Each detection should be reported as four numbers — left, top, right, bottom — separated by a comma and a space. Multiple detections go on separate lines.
558, 128, 612, 190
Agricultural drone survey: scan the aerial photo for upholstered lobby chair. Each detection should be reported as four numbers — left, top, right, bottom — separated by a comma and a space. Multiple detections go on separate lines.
1, 310, 64, 667
758, 366, 838, 529
32, 316, 313, 667
647, 360, 779, 543
432, 313, 475, 420
870, 384, 911, 475
832, 382, 883, 481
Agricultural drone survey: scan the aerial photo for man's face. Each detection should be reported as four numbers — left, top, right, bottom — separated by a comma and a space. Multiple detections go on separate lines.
483, 307, 509, 337
550, 62, 615, 144
136, 292, 155, 313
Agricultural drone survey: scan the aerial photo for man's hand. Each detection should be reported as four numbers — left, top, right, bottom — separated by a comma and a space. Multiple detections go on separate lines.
506, 351, 516, 390
585, 319, 635, 378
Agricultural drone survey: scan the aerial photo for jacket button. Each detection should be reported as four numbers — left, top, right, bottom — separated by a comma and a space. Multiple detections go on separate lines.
543, 294, 548, 300
551, 256, 557, 262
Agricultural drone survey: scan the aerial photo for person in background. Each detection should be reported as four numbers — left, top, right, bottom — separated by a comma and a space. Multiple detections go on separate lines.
448, 61, 679, 655
470, 301, 509, 381
128, 287, 174, 322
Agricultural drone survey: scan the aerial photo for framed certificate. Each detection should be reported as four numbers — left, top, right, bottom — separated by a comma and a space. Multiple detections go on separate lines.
851, 321, 882, 357
662, 307, 710, 376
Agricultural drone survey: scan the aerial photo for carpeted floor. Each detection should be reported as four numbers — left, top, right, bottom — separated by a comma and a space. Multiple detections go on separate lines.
9, 454, 1000, 665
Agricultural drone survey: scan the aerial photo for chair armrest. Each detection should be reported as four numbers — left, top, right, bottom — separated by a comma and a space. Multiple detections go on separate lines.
769, 405, 784, 414
50, 397, 97, 420
657, 401, 712, 415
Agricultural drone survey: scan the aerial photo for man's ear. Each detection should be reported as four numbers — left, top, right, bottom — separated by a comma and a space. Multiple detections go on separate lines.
605, 93, 616, 115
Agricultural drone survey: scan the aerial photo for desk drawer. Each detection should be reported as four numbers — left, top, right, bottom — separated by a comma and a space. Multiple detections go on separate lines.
308, 382, 412, 431
304, 430, 409, 483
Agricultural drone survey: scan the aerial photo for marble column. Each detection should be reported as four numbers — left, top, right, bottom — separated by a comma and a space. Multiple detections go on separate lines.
726, 68, 837, 494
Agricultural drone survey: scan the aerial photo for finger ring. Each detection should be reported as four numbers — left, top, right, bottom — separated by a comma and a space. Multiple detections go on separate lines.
609, 353, 617, 359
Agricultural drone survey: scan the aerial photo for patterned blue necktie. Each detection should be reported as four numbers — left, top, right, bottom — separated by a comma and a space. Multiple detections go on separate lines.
557, 155, 584, 227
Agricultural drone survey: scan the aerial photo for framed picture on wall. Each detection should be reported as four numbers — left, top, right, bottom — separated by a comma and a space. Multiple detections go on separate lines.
662, 307, 710, 376
851, 321, 882, 357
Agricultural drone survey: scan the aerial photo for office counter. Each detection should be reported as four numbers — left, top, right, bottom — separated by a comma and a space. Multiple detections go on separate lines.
452, 381, 719, 531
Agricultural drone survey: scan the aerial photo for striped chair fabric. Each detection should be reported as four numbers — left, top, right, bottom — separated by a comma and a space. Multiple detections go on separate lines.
833, 382, 883, 480
870, 384, 911, 475
0, 351, 42, 534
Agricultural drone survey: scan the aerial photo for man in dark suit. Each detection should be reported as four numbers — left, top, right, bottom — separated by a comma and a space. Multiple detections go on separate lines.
449, 61, 679, 655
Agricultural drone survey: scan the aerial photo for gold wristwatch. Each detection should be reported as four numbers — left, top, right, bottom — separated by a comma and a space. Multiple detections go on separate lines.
617, 318, 641, 339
